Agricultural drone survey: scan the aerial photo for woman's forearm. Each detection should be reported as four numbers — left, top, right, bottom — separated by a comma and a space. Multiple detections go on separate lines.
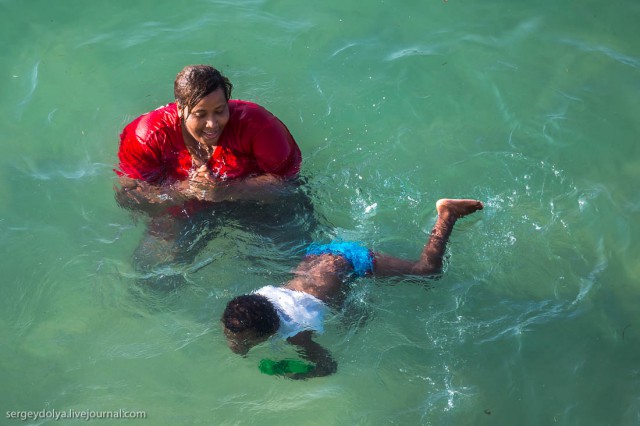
207, 174, 295, 203
114, 177, 189, 215
114, 173, 296, 215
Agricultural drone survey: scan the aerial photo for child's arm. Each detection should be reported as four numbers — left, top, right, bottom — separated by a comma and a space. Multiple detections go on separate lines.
287, 331, 337, 379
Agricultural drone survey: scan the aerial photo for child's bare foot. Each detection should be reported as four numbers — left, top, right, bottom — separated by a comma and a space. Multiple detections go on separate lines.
436, 199, 484, 222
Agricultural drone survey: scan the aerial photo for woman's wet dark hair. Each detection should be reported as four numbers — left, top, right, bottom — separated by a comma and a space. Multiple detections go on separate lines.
221, 294, 280, 336
174, 64, 233, 118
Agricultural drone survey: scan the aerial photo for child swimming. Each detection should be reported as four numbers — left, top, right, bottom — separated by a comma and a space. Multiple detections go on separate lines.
221, 198, 484, 379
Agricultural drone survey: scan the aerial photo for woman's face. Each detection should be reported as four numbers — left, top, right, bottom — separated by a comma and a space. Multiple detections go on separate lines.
180, 87, 230, 146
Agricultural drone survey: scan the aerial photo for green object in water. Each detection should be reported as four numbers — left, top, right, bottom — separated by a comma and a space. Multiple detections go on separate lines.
259, 358, 315, 375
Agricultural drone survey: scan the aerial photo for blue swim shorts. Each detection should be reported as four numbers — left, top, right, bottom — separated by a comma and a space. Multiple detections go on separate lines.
305, 241, 374, 277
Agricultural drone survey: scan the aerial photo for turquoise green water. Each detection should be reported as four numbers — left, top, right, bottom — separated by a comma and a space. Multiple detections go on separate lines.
1, 0, 639, 424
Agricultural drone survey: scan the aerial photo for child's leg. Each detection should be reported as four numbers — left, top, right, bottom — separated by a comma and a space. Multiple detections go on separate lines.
373, 199, 483, 277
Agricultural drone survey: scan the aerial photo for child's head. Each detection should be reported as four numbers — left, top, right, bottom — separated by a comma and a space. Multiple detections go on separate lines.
221, 294, 280, 355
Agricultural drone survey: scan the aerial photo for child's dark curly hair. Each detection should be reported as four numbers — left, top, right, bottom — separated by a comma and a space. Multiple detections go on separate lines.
221, 294, 280, 336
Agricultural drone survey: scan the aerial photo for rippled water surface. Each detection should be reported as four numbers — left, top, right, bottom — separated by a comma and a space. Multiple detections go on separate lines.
1, 0, 639, 424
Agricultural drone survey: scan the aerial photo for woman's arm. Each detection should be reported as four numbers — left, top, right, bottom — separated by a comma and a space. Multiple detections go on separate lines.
286, 331, 337, 379
113, 176, 193, 216
114, 170, 299, 215
199, 173, 297, 203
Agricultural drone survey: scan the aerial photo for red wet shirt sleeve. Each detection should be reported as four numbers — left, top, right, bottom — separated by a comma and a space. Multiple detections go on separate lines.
245, 105, 301, 178
116, 104, 184, 184
117, 125, 163, 183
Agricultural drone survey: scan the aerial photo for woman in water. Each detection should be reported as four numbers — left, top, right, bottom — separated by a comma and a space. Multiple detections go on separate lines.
114, 65, 311, 288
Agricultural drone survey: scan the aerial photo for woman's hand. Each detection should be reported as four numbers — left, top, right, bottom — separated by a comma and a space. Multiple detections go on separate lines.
185, 165, 218, 202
